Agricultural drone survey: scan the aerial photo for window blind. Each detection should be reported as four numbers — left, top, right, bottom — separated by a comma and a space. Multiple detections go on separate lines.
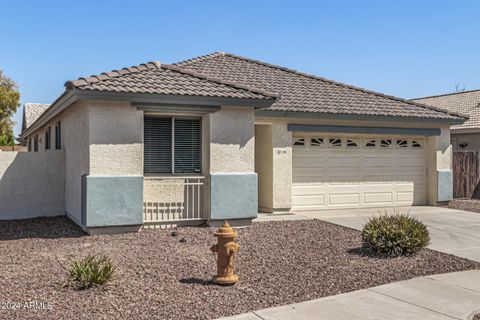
174, 118, 201, 173
144, 117, 172, 173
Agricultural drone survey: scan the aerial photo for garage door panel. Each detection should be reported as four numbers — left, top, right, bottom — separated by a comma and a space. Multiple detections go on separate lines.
394, 157, 425, 167
292, 136, 427, 211
326, 156, 361, 167
293, 176, 328, 183
293, 167, 325, 177
329, 193, 359, 206
364, 156, 393, 167
325, 175, 363, 183
292, 185, 326, 196
364, 192, 393, 204
293, 156, 326, 167
397, 191, 414, 203
364, 175, 395, 182
292, 195, 325, 206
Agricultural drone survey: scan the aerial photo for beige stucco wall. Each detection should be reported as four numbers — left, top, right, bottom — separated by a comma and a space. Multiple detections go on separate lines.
427, 126, 452, 204
209, 106, 255, 173
88, 100, 143, 175
64, 101, 90, 223
254, 124, 273, 211
24, 100, 90, 224
452, 132, 480, 151
256, 116, 453, 211
0, 151, 65, 219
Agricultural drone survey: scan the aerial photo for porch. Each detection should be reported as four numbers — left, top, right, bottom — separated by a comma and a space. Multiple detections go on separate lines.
143, 176, 206, 228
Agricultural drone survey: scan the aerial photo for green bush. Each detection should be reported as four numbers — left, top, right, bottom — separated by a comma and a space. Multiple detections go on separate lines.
65, 254, 115, 289
361, 214, 430, 257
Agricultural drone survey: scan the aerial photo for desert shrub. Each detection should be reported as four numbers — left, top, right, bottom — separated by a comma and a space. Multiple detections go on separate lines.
361, 214, 430, 257
65, 254, 115, 289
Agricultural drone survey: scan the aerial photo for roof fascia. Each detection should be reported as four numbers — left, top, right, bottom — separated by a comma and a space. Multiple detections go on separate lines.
255, 110, 465, 125
133, 102, 221, 114
21, 90, 77, 138
22, 89, 275, 138
288, 124, 440, 136
73, 89, 275, 108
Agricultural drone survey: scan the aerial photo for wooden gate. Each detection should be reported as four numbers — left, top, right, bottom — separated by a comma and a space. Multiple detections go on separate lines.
453, 151, 480, 199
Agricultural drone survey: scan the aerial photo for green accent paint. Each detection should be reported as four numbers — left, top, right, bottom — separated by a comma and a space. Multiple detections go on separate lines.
288, 124, 441, 136
210, 173, 257, 220
82, 175, 144, 227
256, 110, 465, 125
437, 170, 453, 202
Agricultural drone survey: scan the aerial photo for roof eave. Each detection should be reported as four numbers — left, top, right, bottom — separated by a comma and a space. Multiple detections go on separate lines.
21, 90, 76, 139
255, 110, 466, 125
72, 89, 276, 108
21, 89, 277, 138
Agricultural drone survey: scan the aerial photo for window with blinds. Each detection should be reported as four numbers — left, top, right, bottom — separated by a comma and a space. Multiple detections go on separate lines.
144, 116, 201, 174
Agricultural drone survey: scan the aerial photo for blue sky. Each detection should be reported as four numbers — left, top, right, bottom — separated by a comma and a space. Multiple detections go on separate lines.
2, 0, 479, 136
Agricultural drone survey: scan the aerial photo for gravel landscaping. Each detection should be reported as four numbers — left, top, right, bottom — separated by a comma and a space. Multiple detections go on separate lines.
443, 199, 480, 214
1, 217, 479, 320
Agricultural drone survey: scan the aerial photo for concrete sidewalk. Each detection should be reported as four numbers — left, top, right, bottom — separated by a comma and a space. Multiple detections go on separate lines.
218, 270, 480, 320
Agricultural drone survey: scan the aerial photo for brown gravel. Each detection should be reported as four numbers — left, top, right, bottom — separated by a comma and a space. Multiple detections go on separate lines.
1, 217, 479, 320
442, 199, 480, 214
474, 314, 480, 320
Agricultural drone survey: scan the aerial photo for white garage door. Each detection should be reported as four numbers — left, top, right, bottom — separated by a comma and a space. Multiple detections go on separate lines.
292, 135, 427, 211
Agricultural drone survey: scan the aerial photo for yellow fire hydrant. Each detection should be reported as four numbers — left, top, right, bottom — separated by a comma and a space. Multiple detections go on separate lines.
210, 220, 240, 285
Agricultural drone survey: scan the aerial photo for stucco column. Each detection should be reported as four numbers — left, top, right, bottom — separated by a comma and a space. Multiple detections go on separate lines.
208, 106, 257, 224
427, 126, 453, 204
83, 100, 144, 232
271, 121, 292, 213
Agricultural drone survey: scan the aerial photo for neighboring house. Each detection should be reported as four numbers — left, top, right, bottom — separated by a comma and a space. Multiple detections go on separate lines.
21, 103, 50, 148
19, 52, 465, 234
412, 90, 480, 151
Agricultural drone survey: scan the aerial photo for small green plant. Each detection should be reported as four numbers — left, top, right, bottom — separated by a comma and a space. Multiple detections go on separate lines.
64, 254, 115, 289
361, 214, 430, 257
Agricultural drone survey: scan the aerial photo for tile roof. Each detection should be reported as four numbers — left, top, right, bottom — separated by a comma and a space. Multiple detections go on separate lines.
174, 52, 465, 121
22, 103, 50, 132
412, 90, 480, 130
65, 61, 277, 100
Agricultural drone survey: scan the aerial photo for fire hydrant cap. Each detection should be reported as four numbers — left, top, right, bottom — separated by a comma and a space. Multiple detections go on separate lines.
214, 220, 237, 238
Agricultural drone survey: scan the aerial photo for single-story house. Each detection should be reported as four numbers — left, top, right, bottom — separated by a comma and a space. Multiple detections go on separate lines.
412, 90, 480, 151
20, 52, 466, 234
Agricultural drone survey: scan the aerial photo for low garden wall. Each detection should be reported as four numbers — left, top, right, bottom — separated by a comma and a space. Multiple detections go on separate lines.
0, 151, 65, 219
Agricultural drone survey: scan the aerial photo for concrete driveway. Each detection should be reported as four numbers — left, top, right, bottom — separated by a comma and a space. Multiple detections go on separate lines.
297, 206, 480, 262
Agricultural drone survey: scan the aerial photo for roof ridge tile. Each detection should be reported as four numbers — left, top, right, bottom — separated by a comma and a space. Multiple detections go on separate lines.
160, 64, 279, 99
65, 61, 161, 89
